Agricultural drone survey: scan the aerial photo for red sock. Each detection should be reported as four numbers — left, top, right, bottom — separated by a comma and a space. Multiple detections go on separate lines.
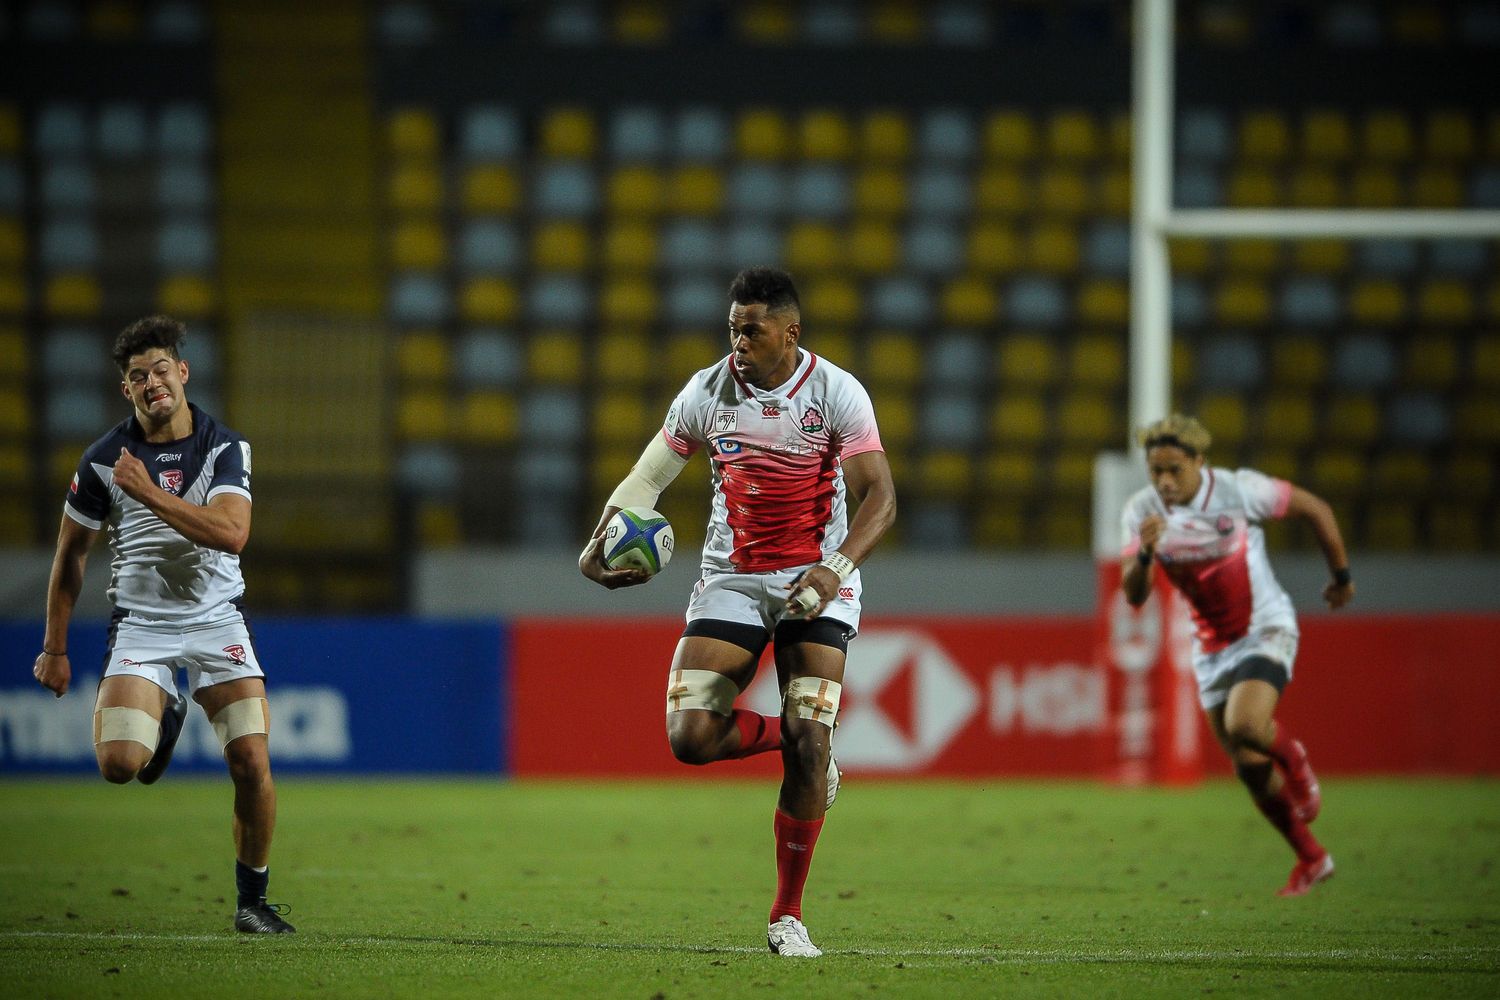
728, 710, 781, 759
769, 810, 823, 922
1256, 787, 1323, 862
1268, 725, 1300, 769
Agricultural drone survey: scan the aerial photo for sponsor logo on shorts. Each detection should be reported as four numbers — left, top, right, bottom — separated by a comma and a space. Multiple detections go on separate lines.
838, 586, 854, 599
799, 405, 825, 434
158, 469, 184, 493
223, 644, 247, 665
119, 658, 140, 666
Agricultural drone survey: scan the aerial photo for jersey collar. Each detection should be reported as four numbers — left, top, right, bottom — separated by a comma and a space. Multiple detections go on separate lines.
729, 349, 817, 400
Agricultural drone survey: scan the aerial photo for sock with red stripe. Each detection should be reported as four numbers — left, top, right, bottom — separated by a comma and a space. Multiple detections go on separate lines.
728, 710, 781, 759
769, 810, 824, 922
1255, 786, 1323, 862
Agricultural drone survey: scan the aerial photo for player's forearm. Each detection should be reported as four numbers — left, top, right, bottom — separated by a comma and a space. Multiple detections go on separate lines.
141, 492, 249, 554
43, 551, 87, 651
1304, 501, 1349, 576
1121, 558, 1153, 606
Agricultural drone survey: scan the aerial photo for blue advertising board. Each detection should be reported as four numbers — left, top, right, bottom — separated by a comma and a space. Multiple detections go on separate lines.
0, 619, 508, 774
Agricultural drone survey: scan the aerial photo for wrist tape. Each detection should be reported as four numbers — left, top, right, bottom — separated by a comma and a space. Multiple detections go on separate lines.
819, 552, 855, 583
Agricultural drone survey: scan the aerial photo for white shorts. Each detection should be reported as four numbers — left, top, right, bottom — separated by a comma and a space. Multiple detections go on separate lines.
686, 564, 862, 635
103, 608, 265, 699
1192, 626, 1298, 710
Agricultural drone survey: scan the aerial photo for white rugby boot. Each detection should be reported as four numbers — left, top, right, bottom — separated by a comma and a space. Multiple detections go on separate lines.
767, 914, 822, 957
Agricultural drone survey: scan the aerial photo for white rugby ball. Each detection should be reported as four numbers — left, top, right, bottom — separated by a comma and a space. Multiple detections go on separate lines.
602, 507, 675, 577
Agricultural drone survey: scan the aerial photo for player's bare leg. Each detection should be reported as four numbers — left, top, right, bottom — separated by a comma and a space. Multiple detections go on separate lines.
1212, 680, 1331, 897
664, 636, 778, 764
93, 675, 170, 783
196, 677, 293, 933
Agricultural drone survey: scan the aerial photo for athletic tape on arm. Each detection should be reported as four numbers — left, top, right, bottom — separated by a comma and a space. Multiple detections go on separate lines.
665, 668, 740, 716
93, 707, 160, 750
784, 676, 842, 728
211, 697, 269, 750
608, 434, 689, 511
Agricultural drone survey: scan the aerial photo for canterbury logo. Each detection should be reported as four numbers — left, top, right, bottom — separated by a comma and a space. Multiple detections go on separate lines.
784, 843, 808, 852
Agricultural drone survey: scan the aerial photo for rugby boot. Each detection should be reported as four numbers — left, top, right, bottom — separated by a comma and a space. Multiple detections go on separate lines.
767, 915, 822, 957
136, 690, 188, 785
1277, 853, 1334, 897
235, 900, 296, 933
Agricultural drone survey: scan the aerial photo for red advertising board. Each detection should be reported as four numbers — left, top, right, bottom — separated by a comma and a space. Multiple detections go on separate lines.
512, 614, 1500, 778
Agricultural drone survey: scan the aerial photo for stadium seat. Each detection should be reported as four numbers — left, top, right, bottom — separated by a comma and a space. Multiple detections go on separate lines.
1429, 239, 1487, 275
728, 163, 789, 215
43, 273, 101, 317
1455, 394, 1500, 444
983, 110, 1037, 161
1442, 451, 1492, 500
1065, 333, 1124, 390
595, 329, 651, 386
786, 222, 844, 272
156, 102, 212, 158
939, 276, 1000, 325
1300, 109, 1353, 162
519, 389, 586, 446
1429, 503, 1482, 551
852, 167, 906, 217
390, 274, 450, 324
157, 162, 213, 211
1289, 166, 1342, 207
870, 391, 914, 447
1349, 165, 1402, 207
157, 274, 213, 317
1278, 277, 1340, 325
1385, 392, 1449, 447
534, 162, 598, 216
97, 102, 148, 159
975, 167, 1029, 215
527, 330, 586, 385
905, 222, 963, 275
860, 111, 912, 162
870, 4, 922, 43
397, 390, 451, 441
906, 502, 969, 550
673, 107, 730, 161
1260, 393, 1317, 447
915, 451, 973, 499
531, 221, 592, 271
1362, 110, 1415, 161
1056, 392, 1117, 448
1041, 504, 1090, 549
866, 331, 923, 388
1416, 279, 1474, 324
604, 221, 658, 271
668, 165, 723, 214
389, 220, 446, 270
1401, 334, 1459, 389
662, 332, 720, 386
460, 105, 522, 161
458, 391, 519, 444
1331, 334, 1397, 390
926, 330, 989, 391
387, 107, 440, 158
1238, 111, 1292, 161
919, 109, 977, 161
1169, 237, 1213, 275
397, 331, 451, 383
1178, 107, 1231, 162
1007, 277, 1068, 326
975, 502, 1026, 547
39, 219, 99, 270
799, 109, 854, 161
809, 329, 854, 368
1412, 166, 1464, 207
388, 162, 443, 212
610, 106, 667, 161
868, 277, 932, 326
1176, 165, 1222, 208
980, 451, 1040, 497
1324, 395, 1382, 447
1472, 334, 1500, 387
997, 334, 1057, 387
1195, 394, 1249, 449
1307, 449, 1366, 497
967, 221, 1022, 273
461, 165, 520, 213
736, 109, 791, 160
1227, 166, 1281, 207
1365, 500, 1418, 550
592, 392, 656, 445
1026, 221, 1080, 273
1199, 334, 1264, 390
1293, 239, 1350, 274
34, 103, 88, 156
1423, 110, 1476, 161
607, 166, 665, 215
848, 220, 899, 273
40, 161, 96, 210
1214, 278, 1271, 324
599, 277, 657, 325
989, 393, 1047, 447
910, 166, 969, 217
666, 276, 723, 326
540, 108, 597, 158
459, 277, 518, 323
1046, 110, 1100, 162
459, 220, 522, 272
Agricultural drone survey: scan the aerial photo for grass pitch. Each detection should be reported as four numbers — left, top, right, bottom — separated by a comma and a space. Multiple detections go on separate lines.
1, 776, 1496, 998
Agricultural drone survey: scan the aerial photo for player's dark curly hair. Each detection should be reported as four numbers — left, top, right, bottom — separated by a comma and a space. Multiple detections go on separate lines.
729, 267, 800, 315
112, 315, 186, 373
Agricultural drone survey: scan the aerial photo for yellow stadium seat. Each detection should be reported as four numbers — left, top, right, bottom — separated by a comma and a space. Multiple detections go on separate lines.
1195, 394, 1249, 449
1289, 166, 1342, 208
596, 329, 651, 386
1259, 394, 1317, 447
614, 2, 668, 41
600, 278, 657, 325
0, 218, 24, 265
1365, 501, 1417, 550
736, 108, 791, 159
87, 0, 139, 38
1056, 393, 1117, 448
799, 110, 853, 160
1348, 280, 1407, 324
387, 108, 440, 158
974, 168, 1029, 215
1301, 110, 1353, 161
1213, 278, 1271, 324
1269, 341, 1327, 391
158, 275, 214, 317
531, 221, 591, 271
0, 327, 25, 377
975, 503, 1026, 547
967, 222, 1021, 273
1026, 221, 1080, 273
1411, 167, 1463, 207
802, 278, 860, 325
1036, 168, 1090, 215
847, 220, 899, 273
603, 221, 657, 271
736, 3, 794, 42
1402, 334, 1458, 389
785, 223, 844, 272
1455, 395, 1500, 444
918, 452, 972, 500
0, 396, 29, 438
462, 166, 521, 213
1225, 239, 1280, 275
458, 391, 518, 444
809, 329, 854, 369
1077, 280, 1128, 325
0, 491, 35, 543
1362, 111, 1414, 161
397, 331, 451, 382
415, 501, 461, 549
866, 332, 922, 387
1170, 238, 1213, 274
389, 220, 446, 269
861, 111, 911, 161
1472, 335, 1500, 387
1173, 340, 1195, 392
1049, 451, 1096, 498
592, 446, 641, 499
663, 333, 720, 386
989, 393, 1047, 447
870, 1, 922, 41
1442, 451, 1492, 499
1046, 111, 1100, 162
528, 331, 586, 383
1227, 167, 1281, 207
980, 451, 1039, 497
593, 392, 656, 444
1107, 111, 1132, 160
1246, 447, 1298, 482
1424, 110, 1475, 161
541, 108, 597, 158
853, 168, 906, 216
669, 166, 723, 215
50, 443, 87, 489
1392, 5, 1444, 43
388, 163, 443, 212
872, 392, 914, 447
1293, 239, 1350, 274
1096, 167, 1131, 217
0, 103, 19, 154
1417, 280, 1474, 324
460, 277, 518, 322
938, 277, 999, 325
1349, 165, 1401, 208
45, 274, 101, 318
1239, 111, 1291, 161
1307, 450, 1366, 497
607, 166, 665, 216
1372, 451, 1429, 498
1042, 505, 1090, 549
1429, 503, 1482, 550
397, 391, 451, 441
983, 110, 1037, 161
1324, 395, 1381, 446
997, 335, 1057, 387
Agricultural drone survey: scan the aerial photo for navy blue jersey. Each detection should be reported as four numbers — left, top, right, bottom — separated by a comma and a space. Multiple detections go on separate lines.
65, 403, 252, 621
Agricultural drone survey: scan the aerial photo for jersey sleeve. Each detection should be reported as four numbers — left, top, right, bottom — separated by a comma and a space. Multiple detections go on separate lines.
1119, 498, 1145, 557
828, 372, 884, 458
660, 380, 706, 458
206, 439, 253, 503
63, 450, 112, 530
1235, 467, 1292, 522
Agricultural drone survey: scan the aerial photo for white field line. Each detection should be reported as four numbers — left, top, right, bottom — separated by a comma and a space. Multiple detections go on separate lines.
1, 931, 1497, 964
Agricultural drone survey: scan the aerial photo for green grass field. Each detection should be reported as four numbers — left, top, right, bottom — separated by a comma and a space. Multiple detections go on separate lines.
1, 776, 1496, 998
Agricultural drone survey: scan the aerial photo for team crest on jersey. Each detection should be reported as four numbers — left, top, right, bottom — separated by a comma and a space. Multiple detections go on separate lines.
223, 644, 247, 665
715, 410, 739, 433
799, 405, 825, 434
158, 469, 184, 494
1216, 514, 1234, 536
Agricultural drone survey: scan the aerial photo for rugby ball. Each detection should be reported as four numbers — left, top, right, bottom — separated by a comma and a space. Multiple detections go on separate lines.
602, 507, 675, 577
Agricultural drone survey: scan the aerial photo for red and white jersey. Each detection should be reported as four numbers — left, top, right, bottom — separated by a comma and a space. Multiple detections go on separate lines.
662, 349, 884, 574
1121, 466, 1296, 653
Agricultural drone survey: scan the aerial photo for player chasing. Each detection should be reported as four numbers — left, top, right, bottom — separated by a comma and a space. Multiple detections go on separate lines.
1121, 415, 1353, 897
580, 268, 896, 956
31, 315, 295, 933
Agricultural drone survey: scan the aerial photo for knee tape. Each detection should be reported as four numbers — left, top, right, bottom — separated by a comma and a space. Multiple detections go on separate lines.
93, 707, 160, 751
211, 697, 268, 750
665, 669, 739, 716
784, 676, 841, 728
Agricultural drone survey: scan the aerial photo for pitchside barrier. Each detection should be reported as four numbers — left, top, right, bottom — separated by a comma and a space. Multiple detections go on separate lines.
2, 614, 1497, 776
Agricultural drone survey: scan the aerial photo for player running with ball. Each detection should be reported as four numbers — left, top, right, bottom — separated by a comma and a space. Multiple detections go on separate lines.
581, 267, 896, 956
1121, 414, 1353, 897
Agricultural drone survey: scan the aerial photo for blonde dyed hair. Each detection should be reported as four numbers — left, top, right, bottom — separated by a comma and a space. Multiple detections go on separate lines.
1136, 413, 1212, 455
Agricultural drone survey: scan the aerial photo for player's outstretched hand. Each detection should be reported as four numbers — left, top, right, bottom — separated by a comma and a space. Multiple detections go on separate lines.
1138, 514, 1166, 557
33, 650, 70, 698
578, 535, 650, 590
1322, 578, 1354, 610
782, 565, 838, 620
